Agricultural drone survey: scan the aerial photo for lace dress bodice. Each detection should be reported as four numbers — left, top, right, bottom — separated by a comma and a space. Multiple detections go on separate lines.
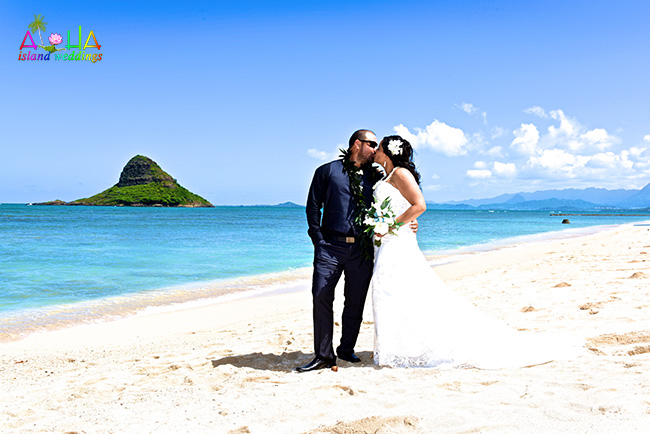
373, 180, 411, 216
372, 173, 416, 244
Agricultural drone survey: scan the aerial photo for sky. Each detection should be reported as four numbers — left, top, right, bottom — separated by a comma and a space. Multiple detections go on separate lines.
1, 0, 650, 205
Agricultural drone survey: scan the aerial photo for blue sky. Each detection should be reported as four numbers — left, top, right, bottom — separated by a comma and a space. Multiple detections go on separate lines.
2, 0, 650, 204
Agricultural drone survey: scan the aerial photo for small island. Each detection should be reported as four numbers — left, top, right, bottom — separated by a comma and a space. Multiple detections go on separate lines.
36, 155, 213, 207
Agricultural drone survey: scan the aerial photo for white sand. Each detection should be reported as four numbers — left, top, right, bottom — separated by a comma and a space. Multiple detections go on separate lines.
2, 223, 650, 433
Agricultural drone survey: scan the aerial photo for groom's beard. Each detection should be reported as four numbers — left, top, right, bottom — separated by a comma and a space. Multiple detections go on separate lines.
361, 152, 375, 165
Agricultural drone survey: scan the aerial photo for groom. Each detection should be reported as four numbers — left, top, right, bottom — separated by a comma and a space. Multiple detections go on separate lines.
297, 129, 380, 372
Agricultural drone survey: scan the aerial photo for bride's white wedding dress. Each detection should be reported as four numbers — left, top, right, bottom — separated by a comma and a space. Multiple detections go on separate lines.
371, 174, 582, 369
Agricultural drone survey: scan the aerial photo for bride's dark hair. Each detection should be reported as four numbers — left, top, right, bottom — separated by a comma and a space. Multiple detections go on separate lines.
380, 135, 421, 185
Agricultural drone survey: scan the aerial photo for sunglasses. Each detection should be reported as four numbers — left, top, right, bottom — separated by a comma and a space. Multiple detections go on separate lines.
359, 139, 379, 150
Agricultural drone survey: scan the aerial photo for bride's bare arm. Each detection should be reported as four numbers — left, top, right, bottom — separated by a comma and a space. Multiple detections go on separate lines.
391, 168, 426, 224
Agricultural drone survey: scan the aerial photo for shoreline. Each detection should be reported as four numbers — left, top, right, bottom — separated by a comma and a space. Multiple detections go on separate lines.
1, 221, 645, 343
2, 222, 650, 432
422, 220, 627, 264
0, 269, 313, 343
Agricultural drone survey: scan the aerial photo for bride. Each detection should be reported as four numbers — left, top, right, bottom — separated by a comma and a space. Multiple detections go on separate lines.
370, 135, 582, 369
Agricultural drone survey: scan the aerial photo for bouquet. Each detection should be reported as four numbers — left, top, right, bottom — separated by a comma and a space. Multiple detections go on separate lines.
364, 197, 405, 246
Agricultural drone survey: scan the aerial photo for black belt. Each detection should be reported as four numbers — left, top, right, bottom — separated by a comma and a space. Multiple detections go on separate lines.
329, 236, 356, 244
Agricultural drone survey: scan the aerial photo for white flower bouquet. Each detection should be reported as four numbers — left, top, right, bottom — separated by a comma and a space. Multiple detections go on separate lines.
364, 197, 405, 246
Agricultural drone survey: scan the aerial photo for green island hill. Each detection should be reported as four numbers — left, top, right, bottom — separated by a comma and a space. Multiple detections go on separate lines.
36, 155, 213, 207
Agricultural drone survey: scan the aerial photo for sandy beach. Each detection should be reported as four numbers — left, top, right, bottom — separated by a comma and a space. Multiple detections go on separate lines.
2, 223, 650, 433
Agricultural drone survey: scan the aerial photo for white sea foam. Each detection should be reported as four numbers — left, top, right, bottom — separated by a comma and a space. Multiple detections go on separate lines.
0, 267, 312, 342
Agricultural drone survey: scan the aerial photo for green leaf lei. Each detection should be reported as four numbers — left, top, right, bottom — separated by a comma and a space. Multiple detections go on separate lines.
339, 148, 379, 261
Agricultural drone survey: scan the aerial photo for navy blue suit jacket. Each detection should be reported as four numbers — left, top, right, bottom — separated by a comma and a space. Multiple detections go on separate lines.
306, 159, 376, 246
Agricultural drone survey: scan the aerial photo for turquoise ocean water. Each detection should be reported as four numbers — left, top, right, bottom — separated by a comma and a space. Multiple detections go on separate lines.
1, 203, 649, 339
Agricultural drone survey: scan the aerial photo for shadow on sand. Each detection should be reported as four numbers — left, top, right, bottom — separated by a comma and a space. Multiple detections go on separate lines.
211, 350, 375, 372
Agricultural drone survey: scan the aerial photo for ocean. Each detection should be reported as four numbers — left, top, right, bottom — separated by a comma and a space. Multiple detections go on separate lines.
1, 203, 649, 339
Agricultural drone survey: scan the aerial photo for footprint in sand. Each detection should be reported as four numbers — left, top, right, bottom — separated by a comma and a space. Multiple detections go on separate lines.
242, 375, 271, 383
333, 384, 363, 396
270, 329, 295, 349
587, 331, 650, 356
628, 345, 650, 355
316, 384, 364, 397
579, 302, 599, 315
304, 415, 420, 434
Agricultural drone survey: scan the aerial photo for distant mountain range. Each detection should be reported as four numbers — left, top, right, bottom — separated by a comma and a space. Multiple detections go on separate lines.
431, 182, 650, 211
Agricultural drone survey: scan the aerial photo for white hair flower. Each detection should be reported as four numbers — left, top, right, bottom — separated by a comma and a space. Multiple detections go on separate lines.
387, 139, 403, 155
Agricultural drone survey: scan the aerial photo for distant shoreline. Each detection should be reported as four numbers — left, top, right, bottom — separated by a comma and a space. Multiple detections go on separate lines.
550, 213, 650, 216
9, 203, 650, 212
3, 202, 305, 208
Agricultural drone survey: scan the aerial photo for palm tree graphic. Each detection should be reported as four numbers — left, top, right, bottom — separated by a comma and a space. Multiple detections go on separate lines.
28, 14, 65, 53
28, 14, 47, 46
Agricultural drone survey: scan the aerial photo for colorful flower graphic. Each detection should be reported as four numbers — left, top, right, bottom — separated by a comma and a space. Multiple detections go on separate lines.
48, 33, 63, 45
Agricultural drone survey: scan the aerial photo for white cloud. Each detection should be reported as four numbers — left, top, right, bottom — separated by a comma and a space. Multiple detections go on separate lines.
519, 144, 647, 184
307, 148, 329, 161
457, 102, 477, 114
629, 147, 647, 158
468, 132, 488, 150
456, 102, 487, 124
397, 107, 644, 192
622, 147, 650, 169
534, 110, 620, 153
491, 126, 507, 139
548, 109, 579, 139
578, 128, 619, 151
585, 152, 618, 169
473, 161, 488, 169
528, 148, 581, 173
587, 151, 634, 170
392, 124, 419, 148
511, 123, 540, 155
483, 146, 503, 157
513, 109, 622, 159
307, 145, 344, 161
524, 106, 548, 118
430, 174, 440, 180
424, 184, 443, 191
493, 161, 517, 177
394, 121, 468, 156
466, 169, 492, 179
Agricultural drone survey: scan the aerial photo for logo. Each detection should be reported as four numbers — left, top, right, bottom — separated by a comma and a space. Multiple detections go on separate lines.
18, 14, 103, 63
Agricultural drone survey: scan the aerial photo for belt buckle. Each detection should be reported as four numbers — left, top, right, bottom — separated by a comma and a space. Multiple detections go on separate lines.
345, 236, 355, 243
